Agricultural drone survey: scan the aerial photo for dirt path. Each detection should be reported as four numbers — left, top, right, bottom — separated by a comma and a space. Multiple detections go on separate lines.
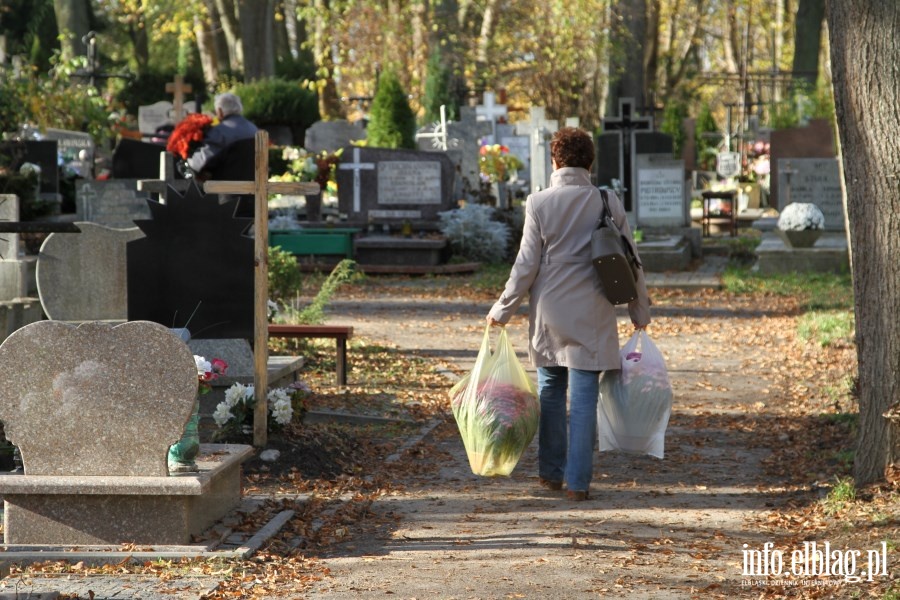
302, 283, 812, 599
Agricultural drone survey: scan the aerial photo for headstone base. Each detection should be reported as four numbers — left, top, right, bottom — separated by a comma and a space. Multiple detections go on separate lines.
354, 236, 449, 266
0, 444, 252, 545
754, 232, 850, 275
0, 261, 28, 301
635, 235, 692, 272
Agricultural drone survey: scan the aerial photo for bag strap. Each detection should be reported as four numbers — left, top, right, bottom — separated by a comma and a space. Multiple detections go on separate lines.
597, 188, 643, 271
596, 188, 612, 229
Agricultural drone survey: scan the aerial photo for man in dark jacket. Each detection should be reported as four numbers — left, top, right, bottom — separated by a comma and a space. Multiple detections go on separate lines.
186, 92, 258, 179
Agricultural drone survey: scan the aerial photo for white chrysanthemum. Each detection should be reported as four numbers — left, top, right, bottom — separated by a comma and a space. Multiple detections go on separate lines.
777, 202, 825, 231
244, 385, 255, 400
213, 402, 234, 427
194, 355, 211, 377
267, 388, 291, 405
270, 399, 293, 425
283, 147, 301, 161
224, 383, 249, 407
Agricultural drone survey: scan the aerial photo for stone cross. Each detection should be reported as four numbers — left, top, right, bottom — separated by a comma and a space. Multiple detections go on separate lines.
166, 75, 193, 123
515, 107, 559, 193
338, 147, 376, 213
138, 152, 187, 200
476, 91, 508, 143
415, 105, 449, 151
203, 130, 318, 446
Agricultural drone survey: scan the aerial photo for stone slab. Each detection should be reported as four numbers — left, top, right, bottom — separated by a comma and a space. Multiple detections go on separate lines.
0, 444, 252, 545
634, 235, 691, 272
188, 338, 255, 380
36, 222, 144, 321
0, 260, 27, 301
755, 232, 850, 275
0, 299, 42, 341
76, 179, 153, 229
354, 236, 449, 266
0, 320, 198, 477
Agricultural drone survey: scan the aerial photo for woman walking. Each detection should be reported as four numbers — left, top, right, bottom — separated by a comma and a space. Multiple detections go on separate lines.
487, 127, 651, 500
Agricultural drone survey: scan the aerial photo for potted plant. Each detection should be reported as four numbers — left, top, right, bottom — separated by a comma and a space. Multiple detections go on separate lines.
776, 202, 825, 248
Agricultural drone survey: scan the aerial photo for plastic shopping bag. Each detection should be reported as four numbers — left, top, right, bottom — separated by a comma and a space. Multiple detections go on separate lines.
597, 330, 672, 458
450, 325, 539, 476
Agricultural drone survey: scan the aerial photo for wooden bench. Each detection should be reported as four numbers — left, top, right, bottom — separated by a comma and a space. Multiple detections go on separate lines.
268, 324, 354, 385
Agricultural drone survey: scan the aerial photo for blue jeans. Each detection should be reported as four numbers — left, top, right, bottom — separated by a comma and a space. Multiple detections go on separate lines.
537, 366, 600, 492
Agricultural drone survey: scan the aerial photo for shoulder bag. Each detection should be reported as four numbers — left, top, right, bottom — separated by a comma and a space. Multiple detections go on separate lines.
591, 189, 642, 305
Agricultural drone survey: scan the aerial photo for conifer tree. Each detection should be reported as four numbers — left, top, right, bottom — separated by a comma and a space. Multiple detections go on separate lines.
366, 69, 416, 149
423, 46, 458, 123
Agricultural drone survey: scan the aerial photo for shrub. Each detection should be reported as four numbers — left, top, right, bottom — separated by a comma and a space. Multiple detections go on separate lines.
366, 69, 416, 149
695, 103, 719, 171
268, 245, 303, 304
233, 78, 320, 144
439, 204, 510, 264
422, 46, 458, 123
660, 100, 688, 158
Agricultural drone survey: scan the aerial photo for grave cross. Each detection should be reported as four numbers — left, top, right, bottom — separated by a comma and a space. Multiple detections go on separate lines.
166, 75, 193, 123
415, 105, 449, 151
72, 31, 131, 90
476, 91, 508, 142
204, 130, 319, 446
515, 107, 559, 193
601, 98, 653, 211
338, 147, 376, 213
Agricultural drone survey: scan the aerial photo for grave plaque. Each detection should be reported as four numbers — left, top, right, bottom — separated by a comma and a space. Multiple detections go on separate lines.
336, 147, 455, 223
304, 120, 366, 153
377, 162, 442, 205
776, 157, 844, 231
635, 155, 687, 227
77, 180, 154, 228
127, 181, 254, 339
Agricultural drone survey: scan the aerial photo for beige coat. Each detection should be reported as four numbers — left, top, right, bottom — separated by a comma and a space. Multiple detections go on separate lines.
488, 167, 651, 371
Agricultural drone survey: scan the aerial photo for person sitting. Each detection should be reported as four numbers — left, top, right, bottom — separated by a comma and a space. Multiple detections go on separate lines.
186, 92, 258, 181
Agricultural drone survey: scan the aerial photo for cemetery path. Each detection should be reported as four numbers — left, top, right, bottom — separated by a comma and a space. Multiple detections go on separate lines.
301, 275, 847, 599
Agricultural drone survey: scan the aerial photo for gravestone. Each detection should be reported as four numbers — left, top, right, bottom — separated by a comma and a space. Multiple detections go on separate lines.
775, 158, 844, 231
76, 179, 154, 228
0, 195, 28, 300
304, 119, 366, 153
634, 154, 687, 227
596, 98, 654, 212
43, 128, 94, 179
112, 138, 168, 179
769, 119, 836, 209
138, 100, 174, 136
36, 222, 143, 321
0, 141, 60, 198
336, 146, 456, 225
127, 181, 254, 339
0, 319, 252, 544
515, 107, 558, 193
630, 132, 676, 212
499, 134, 531, 184
446, 107, 493, 200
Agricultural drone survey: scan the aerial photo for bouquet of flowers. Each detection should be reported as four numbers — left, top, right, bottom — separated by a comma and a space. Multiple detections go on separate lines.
166, 113, 215, 160
273, 146, 344, 193
479, 143, 524, 183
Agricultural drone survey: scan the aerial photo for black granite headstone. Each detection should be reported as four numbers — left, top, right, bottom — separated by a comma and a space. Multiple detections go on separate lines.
595, 132, 622, 191
0, 141, 59, 196
112, 138, 167, 179
127, 181, 254, 339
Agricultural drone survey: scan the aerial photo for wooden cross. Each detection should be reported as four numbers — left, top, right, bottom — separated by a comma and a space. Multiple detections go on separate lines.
204, 130, 319, 446
338, 147, 375, 214
166, 75, 193, 123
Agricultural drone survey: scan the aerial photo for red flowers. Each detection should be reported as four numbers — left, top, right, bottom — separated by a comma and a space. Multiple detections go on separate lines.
166, 113, 214, 159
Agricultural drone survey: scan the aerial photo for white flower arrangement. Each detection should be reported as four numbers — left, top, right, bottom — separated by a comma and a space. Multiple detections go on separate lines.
213, 383, 299, 434
777, 202, 825, 231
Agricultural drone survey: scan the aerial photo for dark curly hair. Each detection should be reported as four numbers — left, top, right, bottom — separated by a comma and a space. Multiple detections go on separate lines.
550, 127, 594, 170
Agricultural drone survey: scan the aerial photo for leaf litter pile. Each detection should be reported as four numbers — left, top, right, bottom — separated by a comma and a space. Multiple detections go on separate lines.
8, 273, 898, 599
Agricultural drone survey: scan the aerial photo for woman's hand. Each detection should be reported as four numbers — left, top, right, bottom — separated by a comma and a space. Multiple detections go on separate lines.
486, 316, 504, 327
633, 322, 647, 331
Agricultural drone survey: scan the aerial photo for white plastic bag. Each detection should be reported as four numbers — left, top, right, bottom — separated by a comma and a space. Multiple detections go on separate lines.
597, 330, 672, 458
450, 325, 539, 476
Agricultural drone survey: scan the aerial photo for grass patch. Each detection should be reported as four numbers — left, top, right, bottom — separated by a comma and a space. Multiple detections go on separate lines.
723, 266, 853, 310
824, 476, 857, 514
466, 262, 511, 292
798, 310, 855, 347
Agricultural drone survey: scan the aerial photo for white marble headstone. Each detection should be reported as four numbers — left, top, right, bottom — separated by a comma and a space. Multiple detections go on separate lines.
0, 320, 197, 476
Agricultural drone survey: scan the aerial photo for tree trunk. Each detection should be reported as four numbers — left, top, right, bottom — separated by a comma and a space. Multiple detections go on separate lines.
607, 0, 647, 115
213, 0, 243, 73
827, 0, 900, 485
313, 0, 345, 120
194, 12, 219, 86
53, 0, 92, 60
792, 0, 825, 91
239, 0, 276, 81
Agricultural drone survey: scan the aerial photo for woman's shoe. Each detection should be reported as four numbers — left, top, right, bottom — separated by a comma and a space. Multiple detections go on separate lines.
539, 478, 563, 491
566, 490, 589, 501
